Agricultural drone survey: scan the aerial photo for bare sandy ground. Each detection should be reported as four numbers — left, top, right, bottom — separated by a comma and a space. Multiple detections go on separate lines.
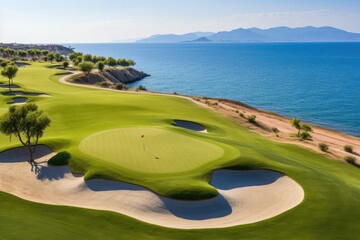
199, 98, 360, 163
0, 146, 304, 229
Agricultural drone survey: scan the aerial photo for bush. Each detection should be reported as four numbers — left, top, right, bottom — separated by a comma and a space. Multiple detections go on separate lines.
115, 83, 125, 90
136, 85, 147, 91
247, 115, 256, 123
319, 143, 329, 152
271, 127, 279, 133
239, 113, 244, 118
344, 145, 353, 154
96, 81, 110, 88
48, 151, 71, 166
344, 156, 358, 167
300, 131, 312, 140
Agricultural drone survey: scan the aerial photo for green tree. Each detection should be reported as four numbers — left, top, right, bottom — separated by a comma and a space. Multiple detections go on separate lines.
291, 118, 301, 137
47, 53, 55, 63
27, 49, 36, 61
97, 61, 105, 72
41, 50, 49, 57
0, 48, 4, 57
83, 54, 92, 62
63, 61, 69, 69
35, 49, 42, 60
117, 58, 128, 68
79, 61, 94, 77
106, 57, 117, 67
127, 59, 136, 67
1, 65, 18, 91
17, 50, 28, 59
0, 103, 51, 166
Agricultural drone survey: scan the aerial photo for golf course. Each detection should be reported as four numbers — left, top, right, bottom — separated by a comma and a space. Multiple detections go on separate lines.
1, 62, 360, 239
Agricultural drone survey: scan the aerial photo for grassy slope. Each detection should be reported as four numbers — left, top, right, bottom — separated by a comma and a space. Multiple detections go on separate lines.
0, 62, 360, 239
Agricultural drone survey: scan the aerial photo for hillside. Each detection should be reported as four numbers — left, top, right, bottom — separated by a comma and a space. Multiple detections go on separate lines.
138, 26, 360, 43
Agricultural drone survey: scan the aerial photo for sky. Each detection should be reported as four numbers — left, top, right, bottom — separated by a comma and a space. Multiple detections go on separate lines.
1, 0, 360, 43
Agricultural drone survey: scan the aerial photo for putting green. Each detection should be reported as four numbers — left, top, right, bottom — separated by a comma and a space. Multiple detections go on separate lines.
79, 128, 224, 173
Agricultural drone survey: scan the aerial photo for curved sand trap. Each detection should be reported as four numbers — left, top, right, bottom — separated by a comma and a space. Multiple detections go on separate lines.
0, 146, 304, 229
7, 97, 27, 105
2, 91, 50, 97
174, 119, 207, 133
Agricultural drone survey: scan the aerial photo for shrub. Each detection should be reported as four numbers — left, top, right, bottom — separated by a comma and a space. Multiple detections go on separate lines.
48, 151, 71, 166
344, 145, 353, 154
235, 110, 239, 113
136, 85, 147, 91
115, 83, 125, 90
344, 156, 358, 167
247, 115, 256, 123
271, 127, 279, 133
239, 113, 244, 118
300, 131, 312, 140
319, 143, 329, 152
96, 81, 110, 88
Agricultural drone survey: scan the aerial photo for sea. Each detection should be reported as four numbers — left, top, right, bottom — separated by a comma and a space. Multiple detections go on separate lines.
70, 43, 360, 137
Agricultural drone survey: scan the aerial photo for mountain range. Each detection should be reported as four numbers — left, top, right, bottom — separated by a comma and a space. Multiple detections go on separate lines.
136, 26, 360, 43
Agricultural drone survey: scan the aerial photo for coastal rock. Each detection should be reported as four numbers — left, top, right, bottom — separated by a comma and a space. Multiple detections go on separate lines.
103, 67, 150, 84
72, 68, 150, 85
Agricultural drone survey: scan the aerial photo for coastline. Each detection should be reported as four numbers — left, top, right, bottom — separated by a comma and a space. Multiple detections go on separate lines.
60, 72, 359, 163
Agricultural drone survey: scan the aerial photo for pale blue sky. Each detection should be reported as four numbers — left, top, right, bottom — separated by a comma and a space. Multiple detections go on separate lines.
1, 0, 360, 43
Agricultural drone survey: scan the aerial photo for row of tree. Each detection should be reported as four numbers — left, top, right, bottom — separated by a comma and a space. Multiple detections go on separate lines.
68, 52, 136, 69
0, 47, 64, 63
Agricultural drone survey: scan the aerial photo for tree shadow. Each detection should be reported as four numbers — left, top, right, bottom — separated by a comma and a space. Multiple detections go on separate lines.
210, 169, 283, 190
33, 162, 70, 180
0, 146, 53, 163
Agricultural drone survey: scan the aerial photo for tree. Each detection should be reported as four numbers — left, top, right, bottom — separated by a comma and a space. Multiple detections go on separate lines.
83, 54, 92, 62
97, 61, 105, 72
54, 52, 63, 62
0, 48, 4, 57
1, 65, 18, 91
17, 50, 28, 59
117, 58, 128, 68
0, 59, 8, 68
79, 61, 94, 77
291, 118, 301, 137
106, 57, 117, 67
0, 103, 51, 167
41, 50, 49, 57
63, 61, 69, 69
301, 124, 312, 133
27, 49, 36, 61
47, 53, 55, 63
35, 49, 42, 60
127, 59, 136, 67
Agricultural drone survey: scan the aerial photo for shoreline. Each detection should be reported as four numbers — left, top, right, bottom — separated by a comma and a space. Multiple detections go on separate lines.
60, 71, 359, 163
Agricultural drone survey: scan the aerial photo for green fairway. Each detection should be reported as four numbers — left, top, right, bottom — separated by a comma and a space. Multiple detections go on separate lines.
80, 128, 224, 173
1, 62, 360, 239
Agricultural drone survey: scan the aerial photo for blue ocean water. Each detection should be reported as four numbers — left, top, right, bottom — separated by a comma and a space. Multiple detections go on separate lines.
70, 43, 360, 137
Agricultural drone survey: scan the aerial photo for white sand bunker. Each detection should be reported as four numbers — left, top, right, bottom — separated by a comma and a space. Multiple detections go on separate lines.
3, 91, 50, 97
174, 119, 207, 133
0, 146, 304, 229
7, 97, 28, 105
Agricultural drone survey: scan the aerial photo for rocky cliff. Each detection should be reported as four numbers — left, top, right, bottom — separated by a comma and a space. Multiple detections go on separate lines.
72, 68, 150, 85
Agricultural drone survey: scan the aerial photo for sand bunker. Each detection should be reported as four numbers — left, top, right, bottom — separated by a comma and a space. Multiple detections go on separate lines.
174, 120, 207, 133
7, 97, 27, 105
2, 91, 50, 97
0, 146, 304, 229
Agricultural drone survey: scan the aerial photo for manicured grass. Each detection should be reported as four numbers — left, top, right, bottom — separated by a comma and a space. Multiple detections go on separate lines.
1, 62, 360, 239
79, 128, 224, 173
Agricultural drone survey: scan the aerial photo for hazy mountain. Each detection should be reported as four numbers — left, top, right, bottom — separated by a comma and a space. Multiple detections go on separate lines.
137, 27, 360, 43
136, 32, 214, 43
